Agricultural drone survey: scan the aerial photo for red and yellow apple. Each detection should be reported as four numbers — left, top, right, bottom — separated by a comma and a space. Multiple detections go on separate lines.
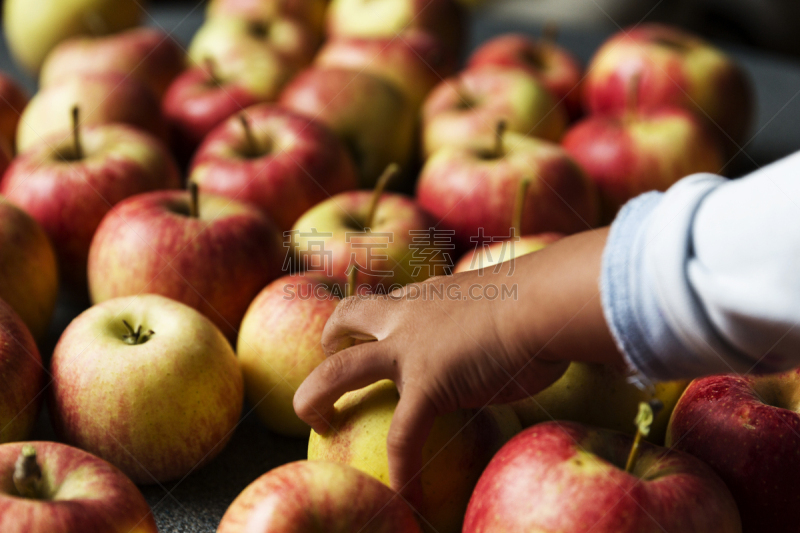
207, 0, 328, 36
454, 232, 562, 273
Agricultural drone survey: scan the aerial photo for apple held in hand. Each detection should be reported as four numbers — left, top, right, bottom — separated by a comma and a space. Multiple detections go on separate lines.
207, 0, 328, 36
0, 442, 157, 533
49, 295, 244, 484
39, 27, 186, 98
280, 67, 416, 187
464, 421, 741, 533
308, 380, 521, 533
0, 300, 43, 444
87, 187, 283, 340
218, 460, 422, 533
666, 369, 800, 533
2, 114, 181, 290
189, 104, 358, 232
0, 73, 28, 151
583, 23, 754, 152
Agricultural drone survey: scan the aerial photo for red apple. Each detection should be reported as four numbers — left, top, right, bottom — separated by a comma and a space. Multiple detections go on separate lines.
189, 104, 358, 232
16, 73, 167, 153
2, 120, 181, 289
207, 0, 328, 36
0, 441, 157, 533
666, 370, 800, 533
464, 421, 741, 533
422, 66, 567, 157
49, 294, 244, 484
468, 33, 583, 120
87, 188, 283, 340
454, 232, 562, 273
417, 132, 598, 250
218, 460, 422, 533
0, 73, 28, 151
582, 23, 754, 153
0, 299, 42, 444
280, 67, 416, 187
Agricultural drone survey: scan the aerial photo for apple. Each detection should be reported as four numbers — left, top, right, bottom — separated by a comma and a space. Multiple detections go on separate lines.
417, 131, 598, 251
467, 32, 583, 120
0, 198, 58, 340
314, 30, 458, 110
422, 66, 567, 157
3, 0, 142, 74
207, 0, 328, 37
666, 369, 800, 533
562, 102, 724, 222
582, 23, 754, 154
308, 379, 522, 533
0, 300, 43, 444
454, 232, 562, 273
464, 421, 741, 532
280, 67, 416, 187
87, 187, 283, 340
39, 27, 186, 98
218, 460, 422, 533
0, 441, 157, 533
0, 73, 28, 151
325, 0, 465, 58
189, 104, 359, 232
49, 294, 244, 484
2, 116, 181, 290
16, 73, 167, 153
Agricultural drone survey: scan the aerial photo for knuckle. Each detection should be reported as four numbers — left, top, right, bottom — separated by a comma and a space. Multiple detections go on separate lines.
318, 354, 347, 384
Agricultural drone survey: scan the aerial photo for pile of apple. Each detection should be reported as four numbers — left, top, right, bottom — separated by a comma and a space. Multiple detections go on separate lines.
0, 0, 792, 531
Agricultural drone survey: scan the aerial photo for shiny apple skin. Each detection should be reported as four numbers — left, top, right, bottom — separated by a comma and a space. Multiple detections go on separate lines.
190, 103, 358, 232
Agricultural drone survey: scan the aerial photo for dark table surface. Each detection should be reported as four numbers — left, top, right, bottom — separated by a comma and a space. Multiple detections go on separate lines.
8, 1, 800, 532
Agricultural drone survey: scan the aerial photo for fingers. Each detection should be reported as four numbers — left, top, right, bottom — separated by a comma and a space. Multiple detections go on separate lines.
294, 341, 395, 434
386, 387, 436, 511
322, 295, 392, 357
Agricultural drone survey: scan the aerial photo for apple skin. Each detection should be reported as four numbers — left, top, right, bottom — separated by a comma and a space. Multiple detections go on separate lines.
666, 370, 800, 533
422, 66, 567, 157
314, 30, 458, 110
464, 421, 741, 533
0, 300, 43, 444
583, 23, 754, 153
280, 67, 416, 187
0, 73, 28, 151
2, 124, 181, 290
0, 198, 58, 340
207, 0, 328, 36
39, 27, 186, 99
562, 107, 724, 222
49, 295, 244, 484
308, 379, 522, 533
2, 0, 142, 74
468, 33, 584, 120
417, 133, 598, 251
218, 460, 422, 533
87, 190, 283, 340
0, 441, 157, 533
16, 74, 167, 153
454, 232, 562, 273
189, 104, 359, 232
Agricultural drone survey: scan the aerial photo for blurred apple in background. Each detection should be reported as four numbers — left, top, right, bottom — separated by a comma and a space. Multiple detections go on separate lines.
218, 461, 422, 533
422, 66, 567, 157
281, 68, 416, 187
454, 232, 562, 273
207, 0, 328, 37
464, 421, 741, 533
0, 442, 157, 533
0, 74, 28, 152
238, 274, 342, 438
16, 74, 167, 153
39, 27, 186, 98
308, 379, 521, 533
2, 117, 181, 290
667, 369, 800, 533
3, 0, 143, 74
0, 300, 43, 444
417, 131, 597, 250
0, 199, 58, 340
88, 188, 283, 340
189, 104, 358, 232
315, 30, 458, 111
468, 32, 584, 120
583, 23, 754, 155
49, 295, 244, 484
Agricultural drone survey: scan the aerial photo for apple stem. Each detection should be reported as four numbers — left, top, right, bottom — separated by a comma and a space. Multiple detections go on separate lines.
347, 266, 358, 299
365, 163, 399, 231
203, 57, 218, 85
624, 73, 641, 124
122, 320, 155, 345
542, 22, 559, 44
189, 182, 199, 219
238, 114, 260, 157
494, 120, 507, 158
511, 178, 531, 238
13, 445, 42, 499
624, 399, 663, 473
71, 106, 83, 160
